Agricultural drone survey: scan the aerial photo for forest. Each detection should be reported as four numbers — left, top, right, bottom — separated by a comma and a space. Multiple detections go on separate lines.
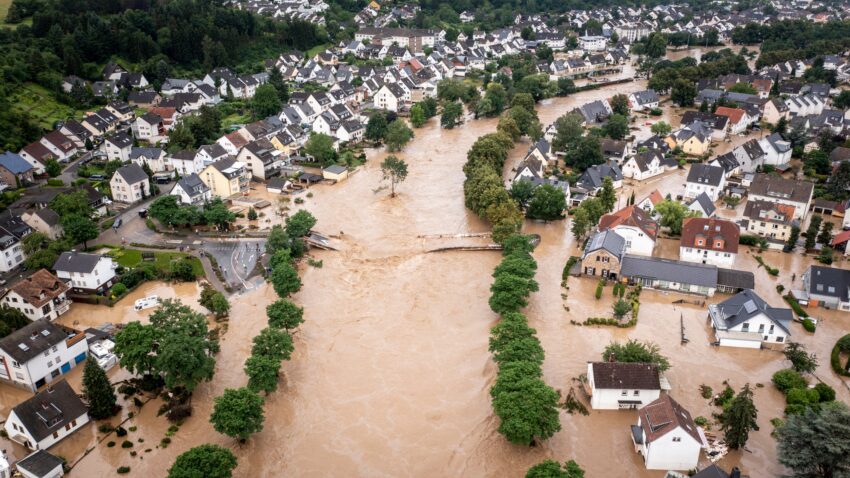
0, 0, 334, 150
731, 19, 850, 67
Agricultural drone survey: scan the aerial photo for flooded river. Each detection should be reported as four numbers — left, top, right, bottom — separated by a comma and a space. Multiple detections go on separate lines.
62, 73, 849, 477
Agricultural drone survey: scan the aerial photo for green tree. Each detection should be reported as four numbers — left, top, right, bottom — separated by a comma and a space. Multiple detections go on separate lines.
252, 84, 282, 119
409, 104, 426, 128
526, 184, 566, 221
45, 159, 62, 178
603, 114, 629, 140
210, 387, 265, 442
267, 68, 290, 103
612, 299, 631, 319
489, 273, 539, 314
62, 214, 98, 249
720, 384, 759, 449
728, 82, 757, 94
786, 225, 800, 249
655, 199, 699, 235
384, 120, 413, 152
285, 210, 317, 238
650, 121, 672, 136
441, 101, 463, 129
50, 190, 92, 217
245, 354, 282, 394
772, 368, 808, 393
552, 113, 584, 153
497, 115, 522, 142
82, 359, 118, 419
380, 155, 408, 197
304, 133, 336, 166
818, 221, 834, 245
556, 77, 576, 96
489, 312, 536, 355
247, 207, 258, 221
526, 460, 585, 478
510, 179, 536, 206
265, 225, 289, 255
610, 94, 629, 116
492, 376, 561, 445
776, 402, 850, 478
204, 198, 236, 231
512, 93, 536, 113
834, 90, 850, 109
645, 32, 667, 59
602, 339, 670, 371
266, 299, 304, 330
168, 444, 238, 478
564, 136, 604, 172
671, 78, 696, 107
805, 215, 823, 250
168, 122, 196, 153
598, 177, 617, 212
251, 327, 294, 362
271, 261, 301, 297
365, 111, 388, 142
571, 207, 591, 242
199, 286, 230, 318
784, 342, 818, 374
477, 83, 508, 117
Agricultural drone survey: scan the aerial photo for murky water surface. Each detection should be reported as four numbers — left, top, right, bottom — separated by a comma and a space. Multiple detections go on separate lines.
24, 55, 849, 477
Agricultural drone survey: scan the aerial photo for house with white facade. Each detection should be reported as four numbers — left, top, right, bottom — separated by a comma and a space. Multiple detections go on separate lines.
132, 113, 166, 143
680, 218, 739, 269
168, 150, 204, 176
758, 133, 792, 167
52, 252, 116, 295
129, 147, 168, 173
685, 164, 725, 201
578, 35, 607, 51
598, 205, 658, 257
3, 270, 71, 322
621, 150, 676, 181
585, 362, 662, 410
171, 173, 211, 206
101, 133, 132, 162
628, 90, 660, 111
0, 320, 88, 392
5, 379, 89, 450
15, 449, 66, 478
373, 83, 406, 112
796, 265, 850, 312
109, 164, 150, 204
748, 174, 813, 221
708, 289, 792, 348
630, 394, 703, 471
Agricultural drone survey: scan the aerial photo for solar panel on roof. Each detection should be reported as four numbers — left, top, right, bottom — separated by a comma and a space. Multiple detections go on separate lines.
743, 300, 757, 314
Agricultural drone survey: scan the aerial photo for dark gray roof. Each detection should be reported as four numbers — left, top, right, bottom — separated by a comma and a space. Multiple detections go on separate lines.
716, 269, 755, 290
584, 230, 625, 258
590, 362, 660, 390
53, 251, 103, 274
324, 165, 347, 174
114, 163, 148, 185
806, 265, 850, 301
689, 192, 716, 217
33, 208, 61, 227
692, 465, 731, 478
176, 173, 209, 196
16, 450, 65, 477
106, 132, 133, 148
129, 147, 163, 160
711, 289, 792, 334
620, 255, 718, 288
11, 380, 87, 442
0, 319, 68, 363
687, 164, 724, 187
631, 89, 659, 105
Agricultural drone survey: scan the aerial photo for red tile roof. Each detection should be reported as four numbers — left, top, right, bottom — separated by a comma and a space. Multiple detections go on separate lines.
681, 217, 739, 254
714, 106, 747, 125
599, 205, 658, 240
638, 394, 701, 445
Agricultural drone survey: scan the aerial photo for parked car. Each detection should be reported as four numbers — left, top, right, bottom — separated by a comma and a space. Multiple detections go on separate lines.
138, 208, 148, 218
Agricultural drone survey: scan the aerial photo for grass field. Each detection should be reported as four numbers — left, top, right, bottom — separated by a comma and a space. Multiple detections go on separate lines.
109, 248, 205, 277
10, 83, 88, 130
305, 43, 331, 60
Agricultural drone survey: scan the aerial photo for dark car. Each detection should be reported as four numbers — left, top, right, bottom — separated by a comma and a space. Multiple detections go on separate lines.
138, 208, 148, 218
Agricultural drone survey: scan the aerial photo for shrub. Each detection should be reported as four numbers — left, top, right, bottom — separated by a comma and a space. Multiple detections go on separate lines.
166, 404, 192, 422
46, 179, 64, 187
814, 382, 836, 402
109, 283, 128, 297
121, 440, 133, 448
802, 318, 816, 333
117, 466, 130, 474
694, 416, 709, 427
785, 387, 820, 405
594, 279, 604, 300
783, 294, 809, 318
128, 426, 137, 432
699, 385, 713, 399
107, 441, 116, 447
772, 368, 808, 393
115, 426, 127, 437
98, 424, 114, 434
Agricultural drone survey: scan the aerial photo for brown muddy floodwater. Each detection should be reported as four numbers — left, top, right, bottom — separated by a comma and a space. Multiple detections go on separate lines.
64, 79, 850, 478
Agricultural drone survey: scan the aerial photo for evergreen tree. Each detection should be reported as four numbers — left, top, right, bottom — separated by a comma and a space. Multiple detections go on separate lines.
82, 359, 118, 419
720, 384, 759, 449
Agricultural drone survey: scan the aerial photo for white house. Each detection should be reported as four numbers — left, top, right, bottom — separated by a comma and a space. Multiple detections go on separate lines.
0, 234, 26, 273
3, 270, 71, 322
52, 252, 116, 295
680, 218, 739, 269
598, 205, 658, 257
684, 164, 725, 201
132, 112, 165, 143
631, 394, 703, 471
709, 289, 792, 348
578, 35, 607, 51
0, 320, 89, 392
168, 151, 204, 176
5, 379, 89, 450
109, 164, 150, 204
373, 83, 406, 112
16, 449, 65, 478
585, 362, 662, 410
621, 150, 675, 181
129, 147, 168, 173
101, 133, 132, 162
628, 90, 660, 111
758, 133, 793, 167
171, 173, 211, 206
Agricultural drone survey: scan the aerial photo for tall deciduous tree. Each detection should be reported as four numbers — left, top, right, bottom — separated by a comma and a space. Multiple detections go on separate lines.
380, 155, 408, 197
270, 261, 301, 297
266, 299, 304, 330
210, 387, 265, 442
492, 376, 561, 445
610, 94, 629, 116
720, 384, 759, 449
602, 339, 670, 371
365, 112, 388, 142
245, 354, 282, 394
252, 84, 282, 119
384, 120, 413, 152
598, 177, 617, 212
304, 133, 336, 166
168, 444, 238, 478
526, 184, 566, 221
82, 359, 118, 419
526, 459, 585, 478
441, 101, 463, 129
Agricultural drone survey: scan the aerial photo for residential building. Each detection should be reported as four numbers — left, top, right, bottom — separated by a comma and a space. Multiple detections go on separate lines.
21, 209, 62, 240
373, 83, 406, 112
631, 395, 703, 471
578, 35, 607, 51
3, 270, 71, 322
201, 158, 251, 199
109, 164, 150, 204
0, 233, 25, 273
666, 122, 711, 156
742, 200, 796, 242
708, 289, 792, 348
132, 112, 166, 142
797, 265, 850, 311
171, 174, 211, 206
0, 152, 35, 187
581, 230, 625, 279
619, 255, 720, 297
714, 106, 749, 134
685, 164, 725, 201
0, 320, 88, 392
598, 205, 658, 257
129, 147, 168, 173
168, 150, 204, 176
102, 133, 132, 162
52, 252, 117, 294
687, 192, 716, 218
680, 217, 739, 268
585, 362, 661, 410
16, 449, 66, 478
237, 139, 284, 180
748, 174, 814, 220
628, 90, 660, 111
5, 380, 89, 450
758, 133, 792, 167
621, 149, 676, 181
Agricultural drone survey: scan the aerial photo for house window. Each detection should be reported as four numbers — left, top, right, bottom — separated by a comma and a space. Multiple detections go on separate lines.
769, 324, 774, 334
758, 324, 764, 333
633, 390, 640, 396
742, 322, 749, 332
52, 346, 58, 353
47, 360, 52, 367
12, 361, 19, 368
621, 390, 627, 396
71, 419, 77, 427
776, 336, 784, 343
14, 373, 24, 380
672, 437, 681, 442
53, 431, 59, 439
43, 351, 49, 357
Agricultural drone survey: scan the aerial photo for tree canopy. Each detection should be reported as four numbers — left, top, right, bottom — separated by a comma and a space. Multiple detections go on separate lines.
168, 444, 238, 478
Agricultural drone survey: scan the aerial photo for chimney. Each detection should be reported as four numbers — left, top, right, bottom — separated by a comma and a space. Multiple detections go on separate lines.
30, 331, 38, 340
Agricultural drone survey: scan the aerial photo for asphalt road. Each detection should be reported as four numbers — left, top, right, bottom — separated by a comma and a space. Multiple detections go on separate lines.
200, 239, 266, 290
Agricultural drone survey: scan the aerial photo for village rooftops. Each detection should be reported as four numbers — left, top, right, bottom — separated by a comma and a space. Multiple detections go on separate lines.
637, 394, 702, 445
52, 251, 104, 274
598, 205, 658, 240
687, 164, 724, 187
211, 158, 247, 179
589, 362, 660, 390
9, 270, 69, 309
16, 449, 65, 477
749, 174, 813, 204
584, 230, 626, 258
10, 380, 87, 442
681, 217, 739, 254
0, 319, 70, 363
806, 266, 850, 301
620, 255, 718, 288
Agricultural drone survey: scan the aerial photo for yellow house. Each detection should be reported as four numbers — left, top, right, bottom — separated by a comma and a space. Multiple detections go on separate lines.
368, 0, 380, 10
201, 157, 252, 199
666, 125, 710, 156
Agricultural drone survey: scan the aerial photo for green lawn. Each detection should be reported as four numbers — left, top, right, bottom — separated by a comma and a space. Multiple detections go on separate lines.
0, 0, 12, 23
305, 43, 331, 60
109, 248, 204, 277
10, 83, 87, 129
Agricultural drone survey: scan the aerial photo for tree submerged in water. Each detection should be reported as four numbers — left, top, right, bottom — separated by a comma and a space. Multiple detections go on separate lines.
380, 155, 408, 197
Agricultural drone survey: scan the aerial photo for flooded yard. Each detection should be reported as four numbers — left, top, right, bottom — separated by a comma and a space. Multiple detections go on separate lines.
10, 69, 845, 477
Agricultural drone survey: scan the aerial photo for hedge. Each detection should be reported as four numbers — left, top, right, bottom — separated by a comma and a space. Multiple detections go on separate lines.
594, 279, 604, 300
831, 334, 850, 377
783, 294, 809, 318
802, 318, 816, 333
